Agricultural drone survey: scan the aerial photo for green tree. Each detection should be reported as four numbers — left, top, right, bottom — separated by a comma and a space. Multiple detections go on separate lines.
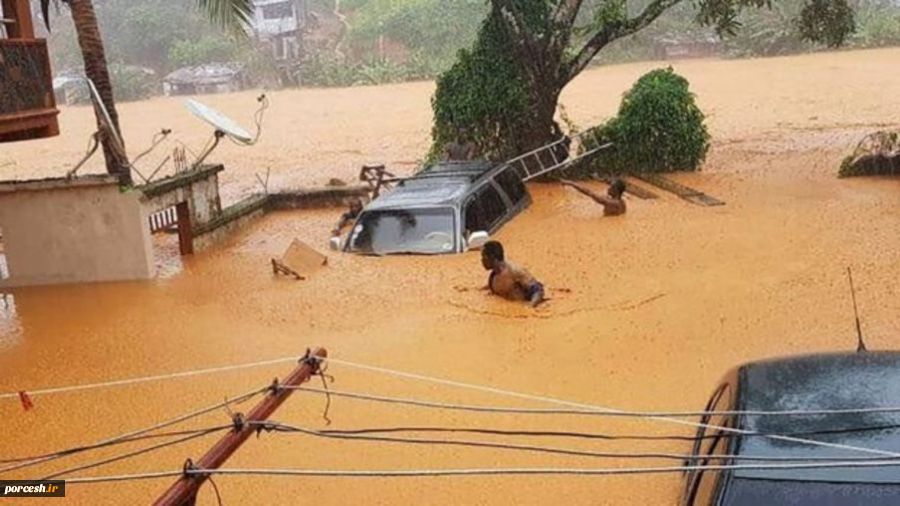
583, 67, 710, 174
431, 0, 856, 160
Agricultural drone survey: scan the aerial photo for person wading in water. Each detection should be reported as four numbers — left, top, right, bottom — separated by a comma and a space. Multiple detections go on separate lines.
331, 197, 363, 237
561, 178, 627, 216
481, 240, 545, 307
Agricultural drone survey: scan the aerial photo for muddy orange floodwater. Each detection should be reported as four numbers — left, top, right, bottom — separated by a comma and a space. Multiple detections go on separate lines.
1, 48, 900, 505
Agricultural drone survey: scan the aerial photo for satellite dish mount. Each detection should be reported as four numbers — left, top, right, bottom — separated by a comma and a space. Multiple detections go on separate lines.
185, 94, 268, 170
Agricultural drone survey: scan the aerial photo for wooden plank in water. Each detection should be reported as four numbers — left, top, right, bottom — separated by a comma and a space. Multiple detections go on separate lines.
592, 174, 659, 199
632, 173, 725, 206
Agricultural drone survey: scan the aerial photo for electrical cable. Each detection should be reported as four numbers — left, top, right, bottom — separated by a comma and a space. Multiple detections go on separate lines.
41, 427, 228, 480
317, 357, 900, 458
0, 387, 265, 475
253, 421, 900, 463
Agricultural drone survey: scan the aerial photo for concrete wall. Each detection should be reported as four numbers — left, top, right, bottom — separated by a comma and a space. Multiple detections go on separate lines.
141, 171, 222, 226
267, 185, 370, 210
0, 178, 154, 287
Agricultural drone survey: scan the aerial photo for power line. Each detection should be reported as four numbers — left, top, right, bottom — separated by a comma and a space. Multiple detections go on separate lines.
314, 424, 900, 443
65, 470, 183, 484
0, 387, 265, 475
187, 459, 900, 478
318, 357, 900, 458
254, 421, 900, 463
292, 385, 900, 418
42, 427, 228, 480
0, 356, 299, 401
0, 427, 230, 464
58, 458, 900, 485
5, 353, 900, 419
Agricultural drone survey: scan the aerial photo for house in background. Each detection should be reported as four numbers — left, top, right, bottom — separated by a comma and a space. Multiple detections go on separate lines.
251, 0, 308, 61
162, 62, 247, 96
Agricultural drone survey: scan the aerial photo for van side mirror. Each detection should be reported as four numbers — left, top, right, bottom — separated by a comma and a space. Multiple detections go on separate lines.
467, 231, 490, 250
329, 236, 342, 251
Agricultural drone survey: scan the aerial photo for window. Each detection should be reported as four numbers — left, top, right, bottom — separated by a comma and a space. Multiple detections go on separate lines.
494, 168, 527, 207
691, 433, 727, 506
347, 208, 455, 255
465, 184, 507, 234
683, 382, 733, 506
261, 2, 293, 20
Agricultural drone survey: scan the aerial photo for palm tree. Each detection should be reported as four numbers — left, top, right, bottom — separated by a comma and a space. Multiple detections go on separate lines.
40, 0, 254, 185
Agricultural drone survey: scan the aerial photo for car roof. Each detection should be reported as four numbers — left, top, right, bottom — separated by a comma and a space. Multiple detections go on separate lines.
365, 160, 503, 211
733, 351, 900, 484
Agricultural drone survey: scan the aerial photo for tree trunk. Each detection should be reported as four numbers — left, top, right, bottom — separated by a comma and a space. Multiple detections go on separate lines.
68, 0, 131, 185
511, 75, 564, 167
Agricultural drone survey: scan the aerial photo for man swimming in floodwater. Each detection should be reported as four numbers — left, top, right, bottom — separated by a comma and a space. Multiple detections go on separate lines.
443, 128, 477, 161
331, 197, 363, 236
560, 178, 627, 216
481, 240, 545, 307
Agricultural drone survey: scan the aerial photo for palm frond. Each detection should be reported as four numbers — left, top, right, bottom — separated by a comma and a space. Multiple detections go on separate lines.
39, 0, 58, 31
197, 0, 254, 36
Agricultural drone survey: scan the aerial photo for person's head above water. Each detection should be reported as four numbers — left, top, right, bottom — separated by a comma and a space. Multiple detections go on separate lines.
349, 197, 363, 214
481, 240, 505, 270
608, 178, 626, 199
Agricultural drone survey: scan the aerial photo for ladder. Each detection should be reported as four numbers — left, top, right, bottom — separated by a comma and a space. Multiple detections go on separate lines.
504, 129, 612, 182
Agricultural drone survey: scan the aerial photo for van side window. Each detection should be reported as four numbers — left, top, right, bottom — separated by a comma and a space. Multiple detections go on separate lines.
465, 184, 508, 233
494, 168, 527, 207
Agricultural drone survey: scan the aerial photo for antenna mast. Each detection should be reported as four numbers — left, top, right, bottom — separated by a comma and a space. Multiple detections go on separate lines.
847, 267, 867, 353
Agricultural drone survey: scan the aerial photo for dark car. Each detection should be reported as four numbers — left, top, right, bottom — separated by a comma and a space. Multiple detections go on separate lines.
341, 160, 530, 255
683, 351, 900, 506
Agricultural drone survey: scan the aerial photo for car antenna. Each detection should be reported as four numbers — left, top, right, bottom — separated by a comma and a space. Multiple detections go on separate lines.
847, 267, 867, 353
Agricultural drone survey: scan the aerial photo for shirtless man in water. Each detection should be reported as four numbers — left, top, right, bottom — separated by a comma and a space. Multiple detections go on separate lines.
561, 178, 627, 216
481, 241, 545, 307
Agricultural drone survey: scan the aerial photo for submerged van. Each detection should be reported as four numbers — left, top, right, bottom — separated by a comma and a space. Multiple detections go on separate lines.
340, 161, 530, 255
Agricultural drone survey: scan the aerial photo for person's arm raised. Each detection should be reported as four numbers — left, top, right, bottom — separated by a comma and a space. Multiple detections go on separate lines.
560, 179, 614, 207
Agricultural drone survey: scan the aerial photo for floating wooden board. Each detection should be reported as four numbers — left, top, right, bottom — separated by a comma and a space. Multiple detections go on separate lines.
272, 239, 327, 280
592, 174, 659, 199
632, 173, 725, 206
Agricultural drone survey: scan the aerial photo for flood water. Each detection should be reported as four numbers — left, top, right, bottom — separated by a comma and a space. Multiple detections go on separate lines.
1, 48, 899, 504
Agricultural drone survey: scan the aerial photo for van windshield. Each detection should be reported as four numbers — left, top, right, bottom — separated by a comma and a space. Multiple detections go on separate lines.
347, 208, 456, 255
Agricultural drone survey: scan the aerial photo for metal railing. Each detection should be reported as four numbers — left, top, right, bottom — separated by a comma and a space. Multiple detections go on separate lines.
149, 207, 178, 234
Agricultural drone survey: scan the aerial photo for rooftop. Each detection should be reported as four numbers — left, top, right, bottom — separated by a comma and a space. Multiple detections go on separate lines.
365, 160, 501, 211
737, 351, 900, 483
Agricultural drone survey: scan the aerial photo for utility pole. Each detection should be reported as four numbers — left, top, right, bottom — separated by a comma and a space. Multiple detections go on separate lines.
154, 348, 327, 506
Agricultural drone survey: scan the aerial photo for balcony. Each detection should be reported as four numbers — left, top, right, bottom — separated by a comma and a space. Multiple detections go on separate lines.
1, 0, 60, 143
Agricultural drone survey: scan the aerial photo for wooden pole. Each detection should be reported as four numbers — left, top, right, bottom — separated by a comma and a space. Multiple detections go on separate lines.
153, 348, 327, 506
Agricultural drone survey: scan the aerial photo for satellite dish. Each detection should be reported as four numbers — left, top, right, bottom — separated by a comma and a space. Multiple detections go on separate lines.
185, 99, 253, 143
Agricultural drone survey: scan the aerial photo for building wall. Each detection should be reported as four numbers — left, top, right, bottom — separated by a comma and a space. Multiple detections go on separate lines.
0, 183, 154, 287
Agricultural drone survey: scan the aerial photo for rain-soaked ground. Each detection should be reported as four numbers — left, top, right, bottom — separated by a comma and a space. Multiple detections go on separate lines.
1, 48, 900, 504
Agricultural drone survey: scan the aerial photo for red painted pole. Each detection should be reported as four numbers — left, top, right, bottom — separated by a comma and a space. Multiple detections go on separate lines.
154, 348, 327, 506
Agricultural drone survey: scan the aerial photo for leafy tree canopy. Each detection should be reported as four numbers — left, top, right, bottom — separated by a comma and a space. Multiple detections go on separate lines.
431, 0, 857, 162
